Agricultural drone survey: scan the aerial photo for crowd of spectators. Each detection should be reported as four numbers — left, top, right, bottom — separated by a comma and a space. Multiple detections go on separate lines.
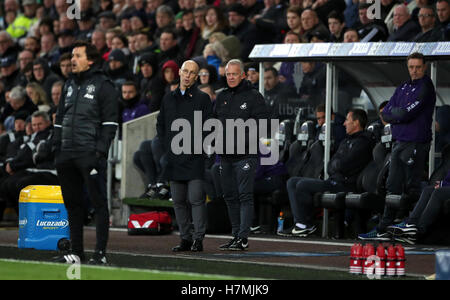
0, 0, 449, 240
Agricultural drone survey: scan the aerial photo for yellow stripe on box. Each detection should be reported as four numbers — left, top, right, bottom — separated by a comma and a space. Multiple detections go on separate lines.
19, 186, 64, 204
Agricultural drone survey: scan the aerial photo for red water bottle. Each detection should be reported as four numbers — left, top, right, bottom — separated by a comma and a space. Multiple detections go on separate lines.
396, 244, 406, 276
386, 244, 397, 276
375, 244, 386, 277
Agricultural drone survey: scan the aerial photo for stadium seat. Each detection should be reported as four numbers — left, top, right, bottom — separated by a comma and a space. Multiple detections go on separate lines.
286, 120, 316, 177
276, 119, 295, 163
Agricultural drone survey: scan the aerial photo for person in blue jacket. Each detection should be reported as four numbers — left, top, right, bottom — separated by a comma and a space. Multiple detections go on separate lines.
387, 169, 450, 244
359, 52, 436, 241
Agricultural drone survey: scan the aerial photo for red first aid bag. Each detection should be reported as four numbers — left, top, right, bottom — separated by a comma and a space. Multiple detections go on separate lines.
127, 211, 173, 235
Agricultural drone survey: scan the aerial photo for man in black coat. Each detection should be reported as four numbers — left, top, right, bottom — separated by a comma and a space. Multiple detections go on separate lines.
280, 109, 374, 237
53, 41, 119, 265
156, 60, 212, 252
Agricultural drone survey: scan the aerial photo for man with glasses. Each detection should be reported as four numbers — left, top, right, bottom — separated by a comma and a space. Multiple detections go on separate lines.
412, 5, 438, 42
156, 60, 212, 252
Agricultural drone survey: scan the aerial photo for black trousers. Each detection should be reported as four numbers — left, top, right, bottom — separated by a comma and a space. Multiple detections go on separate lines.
56, 153, 108, 255
379, 141, 430, 231
220, 158, 258, 239
408, 186, 450, 235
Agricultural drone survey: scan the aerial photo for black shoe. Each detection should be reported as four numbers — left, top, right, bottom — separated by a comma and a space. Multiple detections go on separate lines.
140, 185, 158, 199
172, 239, 193, 252
157, 184, 170, 200
52, 251, 85, 264
88, 251, 108, 265
228, 238, 249, 251
191, 239, 203, 252
218, 237, 238, 251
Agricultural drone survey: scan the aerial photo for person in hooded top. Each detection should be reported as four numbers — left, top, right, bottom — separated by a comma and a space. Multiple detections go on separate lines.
31, 58, 61, 101
138, 53, 165, 113
120, 81, 150, 124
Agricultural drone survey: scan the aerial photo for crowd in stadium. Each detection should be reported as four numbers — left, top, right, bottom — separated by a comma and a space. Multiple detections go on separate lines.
0, 0, 450, 251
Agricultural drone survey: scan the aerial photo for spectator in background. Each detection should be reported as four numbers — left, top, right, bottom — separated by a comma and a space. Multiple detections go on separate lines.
355, 2, 389, 42
328, 10, 346, 42
298, 61, 326, 110
300, 8, 329, 43
120, 81, 150, 124
58, 53, 72, 80
285, 5, 304, 39
0, 31, 19, 59
202, 41, 229, 75
432, 0, 450, 41
91, 30, 109, 58
227, 3, 266, 61
6, 0, 38, 40
1, 55, 25, 92
178, 9, 204, 59
158, 28, 184, 69
32, 58, 61, 101
106, 49, 135, 90
312, 0, 346, 27
264, 67, 297, 120
413, 5, 438, 42
39, 33, 59, 67
343, 27, 360, 42
197, 64, 219, 90
154, 5, 175, 41
138, 53, 165, 113
387, 4, 421, 41
0, 85, 38, 130
245, 62, 260, 89
201, 5, 229, 40
161, 59, 180, 94
98, 11, 117, 31
26, 82, 52, 112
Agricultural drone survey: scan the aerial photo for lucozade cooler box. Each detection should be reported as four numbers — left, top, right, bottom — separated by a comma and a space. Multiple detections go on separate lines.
18, 186, 70, 250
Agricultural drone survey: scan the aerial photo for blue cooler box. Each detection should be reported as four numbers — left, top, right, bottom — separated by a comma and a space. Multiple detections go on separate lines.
18, 185, 70, 251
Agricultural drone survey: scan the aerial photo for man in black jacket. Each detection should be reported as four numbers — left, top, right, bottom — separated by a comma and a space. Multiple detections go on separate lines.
215, 59, 270, 251
156, 60, 212, 252
280, 109, 374, 237
0, 111, 53, 213
53, 41, 119, 265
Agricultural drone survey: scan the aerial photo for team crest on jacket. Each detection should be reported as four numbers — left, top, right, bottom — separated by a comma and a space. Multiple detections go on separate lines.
240, 102, 247, 110
67, 86, 73, 97
84, 84, 96, 99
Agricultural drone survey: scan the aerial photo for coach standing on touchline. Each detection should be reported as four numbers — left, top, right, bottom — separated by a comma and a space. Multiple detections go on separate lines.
53, 41, 119, 264
156, 60, 213, 252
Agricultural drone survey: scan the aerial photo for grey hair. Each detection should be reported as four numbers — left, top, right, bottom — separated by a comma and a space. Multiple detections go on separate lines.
156, 5, 174, 18
31, 110, 50, 122
225, 59, 245, 75
9, 86, 27, 102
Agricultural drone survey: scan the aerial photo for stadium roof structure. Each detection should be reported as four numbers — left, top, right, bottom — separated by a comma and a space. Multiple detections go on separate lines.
250, 42, 450, 237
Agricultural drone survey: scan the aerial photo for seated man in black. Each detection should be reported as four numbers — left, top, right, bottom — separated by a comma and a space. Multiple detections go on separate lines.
280, 109, 374, 237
